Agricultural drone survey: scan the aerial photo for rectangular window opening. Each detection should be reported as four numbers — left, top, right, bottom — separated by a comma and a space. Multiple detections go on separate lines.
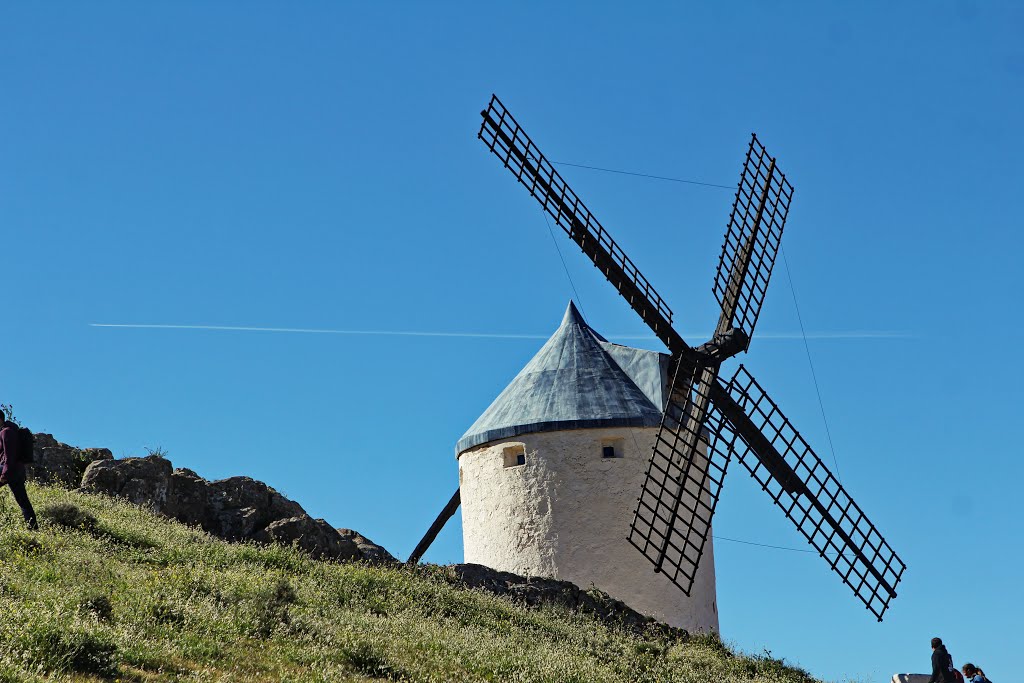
503, 444, 527, 468
601, 437, 625, 459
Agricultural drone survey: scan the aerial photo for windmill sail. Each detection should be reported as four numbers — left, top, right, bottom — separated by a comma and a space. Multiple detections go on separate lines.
628, 356, 736, 594
713, 135, 793, 348
478, 95, 682, 351
718, 365, 906, 620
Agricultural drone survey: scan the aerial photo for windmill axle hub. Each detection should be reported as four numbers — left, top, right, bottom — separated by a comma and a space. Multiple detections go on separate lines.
692, 327, 750, 364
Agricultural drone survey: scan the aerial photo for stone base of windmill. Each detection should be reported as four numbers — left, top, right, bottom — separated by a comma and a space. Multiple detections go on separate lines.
459, 427, 720, 635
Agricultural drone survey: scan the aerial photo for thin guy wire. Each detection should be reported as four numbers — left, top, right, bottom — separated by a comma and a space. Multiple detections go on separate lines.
541, 211, 587, 321
553, 160, 734, 190
712, 534, 837, 555
780, 246, 843, 484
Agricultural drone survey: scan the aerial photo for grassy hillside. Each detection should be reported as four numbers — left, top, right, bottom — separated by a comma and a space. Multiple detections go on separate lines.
0, 484, 819, 682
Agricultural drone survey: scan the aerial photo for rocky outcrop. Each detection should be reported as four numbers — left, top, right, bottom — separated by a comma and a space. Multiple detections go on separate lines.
440, 563, 689, 641
253, 516, 359, 561
79, 454, 395, 564
163, 468, 306, 542
26, 433, 113, 489
338, 528, 398, 565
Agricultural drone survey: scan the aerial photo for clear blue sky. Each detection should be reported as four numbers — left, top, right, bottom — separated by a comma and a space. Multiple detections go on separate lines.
2, 3, 1021, 681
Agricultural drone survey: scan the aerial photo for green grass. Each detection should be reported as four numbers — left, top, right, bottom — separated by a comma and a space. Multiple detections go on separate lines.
0, 484, 820, 682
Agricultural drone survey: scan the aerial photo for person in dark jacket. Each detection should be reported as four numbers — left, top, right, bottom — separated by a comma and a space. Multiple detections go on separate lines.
929, 637, 957, 683
0, 409, 38, 530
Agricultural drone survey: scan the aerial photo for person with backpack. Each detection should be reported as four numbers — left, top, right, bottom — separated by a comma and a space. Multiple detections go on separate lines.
0, 408, 38, 530
928, 637, 958, 683
962, 663, 991, 683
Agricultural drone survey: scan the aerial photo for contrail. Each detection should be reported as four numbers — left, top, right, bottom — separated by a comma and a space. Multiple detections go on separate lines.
88, 324, 551, 339
90, 323, 910, 341
613, 331, 912, 340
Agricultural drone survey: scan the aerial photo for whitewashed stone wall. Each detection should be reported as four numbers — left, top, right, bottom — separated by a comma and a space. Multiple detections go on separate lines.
458, 426, 719, 633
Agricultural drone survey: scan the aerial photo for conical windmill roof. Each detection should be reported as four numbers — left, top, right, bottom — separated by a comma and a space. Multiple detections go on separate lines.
456, 301, 668, 454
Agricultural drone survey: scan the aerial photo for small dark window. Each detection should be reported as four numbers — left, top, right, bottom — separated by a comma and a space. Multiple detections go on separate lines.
503, 444, 527, 468
600, 437, 625, 459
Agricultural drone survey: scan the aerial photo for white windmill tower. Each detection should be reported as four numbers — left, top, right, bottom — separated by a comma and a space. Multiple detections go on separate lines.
455, 301, 720, 632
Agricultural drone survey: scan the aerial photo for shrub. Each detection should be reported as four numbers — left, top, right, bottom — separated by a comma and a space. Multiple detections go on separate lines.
2, 531, 43, 555
248, 578, 297, 638
79, 592, 114, 622
0, 669, 26, 683
149, 597, 184, 625
41, 502, 97, 532
18, 623, 118, 678
340, 642, 406, 680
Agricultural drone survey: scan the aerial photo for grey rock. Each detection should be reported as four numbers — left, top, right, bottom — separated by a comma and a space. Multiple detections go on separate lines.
217, 506, 262, 541
26, 433, 112, 489
254, 516, 360, 561
32, 433, 61, 450
82, 448, 115, 465
207, 476, 306, 541
81, 455, 172, 509
444, 563, 688, 641
162, 468, 212, 526
162, 470, 307, 542
338, 528, 398, 565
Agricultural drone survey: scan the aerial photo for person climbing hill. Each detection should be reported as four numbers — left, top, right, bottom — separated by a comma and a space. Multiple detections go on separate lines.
0, 407, 38, 530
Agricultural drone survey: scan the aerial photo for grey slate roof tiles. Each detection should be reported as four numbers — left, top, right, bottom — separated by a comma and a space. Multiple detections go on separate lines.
456, 301, 669, 454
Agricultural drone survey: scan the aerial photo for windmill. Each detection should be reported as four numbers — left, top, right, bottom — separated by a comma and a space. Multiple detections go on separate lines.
410, 94, 905, 622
